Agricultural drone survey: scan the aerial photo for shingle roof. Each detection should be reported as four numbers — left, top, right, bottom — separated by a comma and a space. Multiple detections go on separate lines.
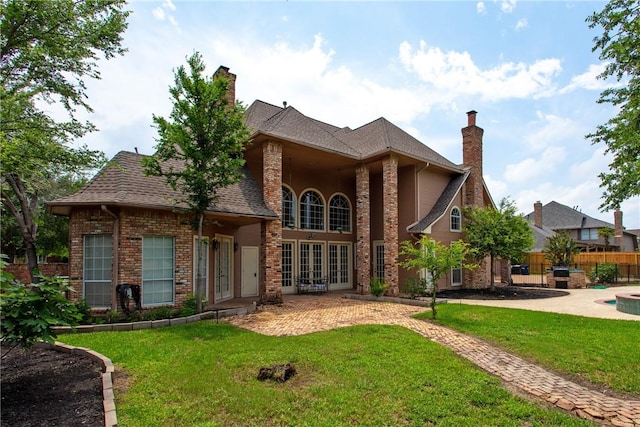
246, 100, 462, 171
47, 151, 277, 219
524, 201, 612, 230
407, 170, 469, 233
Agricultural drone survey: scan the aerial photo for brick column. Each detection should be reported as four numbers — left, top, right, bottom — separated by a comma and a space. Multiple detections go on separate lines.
383, 155, 399, 296
356, 164, 371, 294
260, 140, 282, 303
614, 210, 623, 250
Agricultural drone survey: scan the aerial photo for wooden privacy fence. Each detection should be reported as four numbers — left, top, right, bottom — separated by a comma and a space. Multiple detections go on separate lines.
509, 252, 640, 284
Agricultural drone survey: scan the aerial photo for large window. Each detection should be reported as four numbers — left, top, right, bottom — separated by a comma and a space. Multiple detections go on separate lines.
142, 236, 175, 306
329, 194, 351, 232
451, 265, 462, 286
282, 186, 296, 228
83, 234, 112, 307
580, 228, 599, 240
300, 190, 324, 230
450, 207, 461, 231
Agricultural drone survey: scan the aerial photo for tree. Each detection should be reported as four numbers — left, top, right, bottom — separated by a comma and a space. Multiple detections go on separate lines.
543, 231, 580, 267
0, 0, 129, 282
586, 0, 640, 211
400, 236, 476, 319
142, 53, 251, 313
463, 198, 534, 291
598, 226, 615, 251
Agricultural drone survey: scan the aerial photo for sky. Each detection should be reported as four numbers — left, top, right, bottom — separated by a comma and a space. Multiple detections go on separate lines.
71, 0, 640, 230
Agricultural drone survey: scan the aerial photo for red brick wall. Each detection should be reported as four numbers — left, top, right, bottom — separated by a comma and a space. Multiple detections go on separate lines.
68, 207, 194, 309
260, 140, 282, 303
383, 155, 399, 296
356, 163, 371, 293
3, 263, 69, 284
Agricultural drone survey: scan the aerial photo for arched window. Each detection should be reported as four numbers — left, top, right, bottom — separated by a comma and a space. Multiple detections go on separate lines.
300, 190, 324, 230
282, 186, 296, 228
450, 207, 461, 231
329, 194, 351, 232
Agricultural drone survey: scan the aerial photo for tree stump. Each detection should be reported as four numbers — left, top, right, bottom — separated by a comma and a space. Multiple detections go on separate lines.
257, 363, 296, 382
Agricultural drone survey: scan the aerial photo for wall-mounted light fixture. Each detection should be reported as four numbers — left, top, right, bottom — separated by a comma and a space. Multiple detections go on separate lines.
211, 239, 219, 250
234, 242, 239, 252
306, 233, 315, 240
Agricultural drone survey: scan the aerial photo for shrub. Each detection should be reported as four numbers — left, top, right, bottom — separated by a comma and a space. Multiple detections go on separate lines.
588, 263, 618, 284
369, 277, 388, 297
74, 299, 94, 324
179, 296, 200, 317
1, 257, 81, 352
402, 277, 429, 299
142, 306, 175, 321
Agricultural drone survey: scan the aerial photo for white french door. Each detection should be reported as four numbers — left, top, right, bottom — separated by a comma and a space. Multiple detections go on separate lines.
193, 236, 209, 300
299, 242, 324, 281
281, 241, 296, 294
215, 235, 233, 301
329, 242, 351, 290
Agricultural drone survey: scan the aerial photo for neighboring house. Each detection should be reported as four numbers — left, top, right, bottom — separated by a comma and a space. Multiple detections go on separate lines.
524, 201, 638, 252
47, 66, 494, 311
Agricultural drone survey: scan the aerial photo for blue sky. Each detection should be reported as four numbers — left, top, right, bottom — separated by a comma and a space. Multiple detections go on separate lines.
73, 0, 640, 229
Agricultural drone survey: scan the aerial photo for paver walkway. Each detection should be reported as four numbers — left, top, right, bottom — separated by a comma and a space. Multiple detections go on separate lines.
226, 295, 640, 426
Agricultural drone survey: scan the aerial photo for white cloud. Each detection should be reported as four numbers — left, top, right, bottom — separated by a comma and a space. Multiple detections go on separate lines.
152, 7, 165, 20
515, 18, 528, 31
151, 0, 180, 32
476, 2, 486, 14
522, 112, 581, 151
560, 63, 611, 93
501, 0, 517, 13
398, 41, 562, 101
504, 146, 566, 184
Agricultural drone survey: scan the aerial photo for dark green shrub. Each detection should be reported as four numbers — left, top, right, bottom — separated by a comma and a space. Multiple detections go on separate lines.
588, 263, 618, 284
402, 277, 429, 299
142, 306, 175, 321
1, 258, 81, 351
179, 296, 198, 317
369, 277, 388, 297
74, 299, 94, 324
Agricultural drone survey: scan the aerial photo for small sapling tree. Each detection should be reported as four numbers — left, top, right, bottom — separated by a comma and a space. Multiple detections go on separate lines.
143, 53, 251, 313
400, 236, 476, 319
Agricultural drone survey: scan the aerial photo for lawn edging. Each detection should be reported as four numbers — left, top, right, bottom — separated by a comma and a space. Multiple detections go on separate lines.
52, 302, 257, 335
38, 341, 117, 427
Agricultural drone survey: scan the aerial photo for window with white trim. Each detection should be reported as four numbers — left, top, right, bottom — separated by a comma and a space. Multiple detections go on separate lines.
329, 194, 351, 232
142, 236, 175, 306
282, 186, 296, 228
580, 228, 599, 240
451, 265, 462, 286
300, 190, 324, 230
451, 207, 461, 231
373, 241, 385, 280
83, 234, 112, 307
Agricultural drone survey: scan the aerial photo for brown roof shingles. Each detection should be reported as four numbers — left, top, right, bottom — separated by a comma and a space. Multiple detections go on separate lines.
48, 151, 277, 219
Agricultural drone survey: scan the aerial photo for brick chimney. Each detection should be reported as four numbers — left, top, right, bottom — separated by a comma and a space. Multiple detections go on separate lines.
534, 201, 543, 228
213, 65, 236, 106
614, 209, 623, 249
462, 110, 484, 207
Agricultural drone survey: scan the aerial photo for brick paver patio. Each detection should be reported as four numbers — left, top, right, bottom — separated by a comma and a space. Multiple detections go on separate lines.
226, 294, 640, 426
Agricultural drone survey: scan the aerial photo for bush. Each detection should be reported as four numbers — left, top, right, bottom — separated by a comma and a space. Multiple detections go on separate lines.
74, 299, 94, 324
142, 306, 176, 321
1, 258, 81, 351
588, 263, 618, 284
402, 277, 429, 299
179, 296, 201, 317
369, 277, 388, 297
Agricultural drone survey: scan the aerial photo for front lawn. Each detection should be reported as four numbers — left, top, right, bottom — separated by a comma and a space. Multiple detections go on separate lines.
428, 304, 640, 395
60, 322, 591, 426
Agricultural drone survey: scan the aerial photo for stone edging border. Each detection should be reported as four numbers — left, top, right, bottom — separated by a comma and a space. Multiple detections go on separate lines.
36, 341, 118, 427
51, 302, 257, 335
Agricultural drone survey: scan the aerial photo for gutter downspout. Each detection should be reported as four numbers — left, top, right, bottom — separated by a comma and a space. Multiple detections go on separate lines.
101, 205, 119, 310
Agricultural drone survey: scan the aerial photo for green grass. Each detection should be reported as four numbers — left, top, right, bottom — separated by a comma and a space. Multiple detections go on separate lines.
60, 322, 592, 426
426, 304, 640, 395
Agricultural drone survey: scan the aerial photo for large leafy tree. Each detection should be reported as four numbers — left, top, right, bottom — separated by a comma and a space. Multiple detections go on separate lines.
0, 0, 130, 282
463, 198, 534, 291
400, 236, 476, 319
143, 52, 251, 313
586, 0, 640, 210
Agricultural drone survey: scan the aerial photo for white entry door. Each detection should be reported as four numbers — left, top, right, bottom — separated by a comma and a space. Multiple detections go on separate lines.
241, 246, 259, 297
215, 235, 233, 301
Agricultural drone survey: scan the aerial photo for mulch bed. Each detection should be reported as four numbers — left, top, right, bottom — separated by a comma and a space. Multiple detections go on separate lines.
437, 286, 569, 300
1, 345, 104, 427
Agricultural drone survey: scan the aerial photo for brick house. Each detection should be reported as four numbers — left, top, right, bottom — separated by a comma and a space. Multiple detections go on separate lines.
47, 66, 494, 310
